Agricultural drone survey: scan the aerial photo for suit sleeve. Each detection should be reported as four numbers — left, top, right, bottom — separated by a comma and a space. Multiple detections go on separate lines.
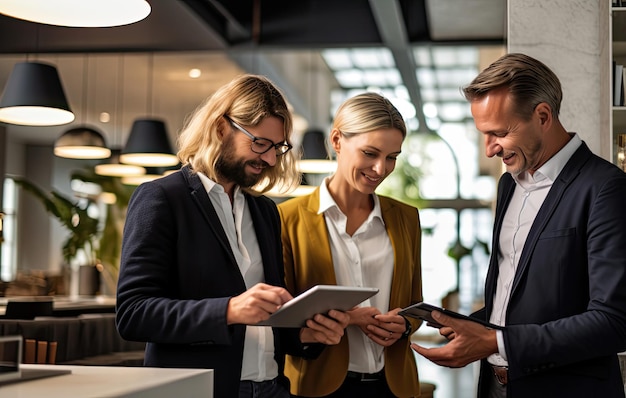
116, 182, 235, 346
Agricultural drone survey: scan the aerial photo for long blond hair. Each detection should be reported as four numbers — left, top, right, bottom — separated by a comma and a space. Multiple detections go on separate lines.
177, 74, 300, 195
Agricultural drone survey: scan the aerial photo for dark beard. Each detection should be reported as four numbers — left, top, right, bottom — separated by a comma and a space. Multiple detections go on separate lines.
215, 139, 269, 188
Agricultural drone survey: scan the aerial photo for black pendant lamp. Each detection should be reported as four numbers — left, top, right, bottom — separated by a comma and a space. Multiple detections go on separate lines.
53, 56, 110, 159
54, 126, 111, 159
120, 118, 178, 167
120, 55, 178, 167
0, 61, 74, 126
95, 148, 145, 177
298, 129, 336, 174
94, 55, 145, 176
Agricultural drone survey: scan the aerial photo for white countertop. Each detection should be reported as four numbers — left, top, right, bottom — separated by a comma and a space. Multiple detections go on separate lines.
0, 364, 214, 398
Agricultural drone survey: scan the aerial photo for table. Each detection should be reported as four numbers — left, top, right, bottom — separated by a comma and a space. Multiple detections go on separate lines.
0, 313, 145, 365
0, 364, 214, 397
0, 296, 116, 318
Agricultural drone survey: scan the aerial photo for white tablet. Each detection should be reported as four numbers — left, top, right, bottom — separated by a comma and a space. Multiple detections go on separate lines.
256, 285, 379, 328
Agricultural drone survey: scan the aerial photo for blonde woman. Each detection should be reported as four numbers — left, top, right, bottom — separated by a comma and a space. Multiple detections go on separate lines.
279, 92, 423, 397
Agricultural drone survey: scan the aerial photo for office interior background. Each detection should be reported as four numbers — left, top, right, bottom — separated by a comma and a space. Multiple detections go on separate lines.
0, 1, 616, 397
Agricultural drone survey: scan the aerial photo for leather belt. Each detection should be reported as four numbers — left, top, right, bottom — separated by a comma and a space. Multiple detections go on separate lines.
491, 365, 508, 386
346, 370, 385, 382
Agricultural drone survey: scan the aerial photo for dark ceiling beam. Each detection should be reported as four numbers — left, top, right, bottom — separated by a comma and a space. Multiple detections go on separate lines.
368, 0, 431, 132
182, 0, 250, 43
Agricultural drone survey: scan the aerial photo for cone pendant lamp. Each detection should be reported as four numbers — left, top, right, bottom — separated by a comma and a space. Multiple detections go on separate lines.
0, 61, 74, 126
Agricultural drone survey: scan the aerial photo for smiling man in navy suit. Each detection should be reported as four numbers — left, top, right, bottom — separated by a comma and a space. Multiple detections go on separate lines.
412, 53, 626, 397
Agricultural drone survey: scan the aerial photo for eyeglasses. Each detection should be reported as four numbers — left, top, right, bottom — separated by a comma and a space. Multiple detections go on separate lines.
224, 115, 292, 156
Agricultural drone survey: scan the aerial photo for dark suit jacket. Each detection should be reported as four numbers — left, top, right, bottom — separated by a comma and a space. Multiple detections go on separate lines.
115, 166, 301, 397
476, 143, 626, 397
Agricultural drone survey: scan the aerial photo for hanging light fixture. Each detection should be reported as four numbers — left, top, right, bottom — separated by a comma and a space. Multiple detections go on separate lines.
120, 118, 178, 167
0, 61, 74, 126
95, 56, 146, 177
297, 129, 337, 174
296, 55, 336, 175
54, 56, 110, 159
120, 54, 178, 167
54, 126, 111, 159
0, 0, 151, 27
121, 167, 167, 186
95, 148, 145, 177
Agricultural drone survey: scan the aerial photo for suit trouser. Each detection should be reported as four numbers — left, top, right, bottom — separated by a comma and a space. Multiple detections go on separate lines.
486, 369, 507, 398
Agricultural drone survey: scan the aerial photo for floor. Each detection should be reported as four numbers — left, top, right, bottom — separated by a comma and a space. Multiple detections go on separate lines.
412, 330, 479, 398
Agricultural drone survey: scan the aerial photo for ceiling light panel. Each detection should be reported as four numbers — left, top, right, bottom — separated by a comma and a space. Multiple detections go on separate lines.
321, 49, 353, 69
432, 47, 479, 66
334, 69, 365, 88
351, 48, 395, 68
435, 68, 478, 87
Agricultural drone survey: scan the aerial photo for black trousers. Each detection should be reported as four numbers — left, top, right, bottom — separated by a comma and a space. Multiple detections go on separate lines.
293, 375, 396, 398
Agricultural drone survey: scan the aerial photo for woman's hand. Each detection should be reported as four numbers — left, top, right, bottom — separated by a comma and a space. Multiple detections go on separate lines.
367, 308, 407, 347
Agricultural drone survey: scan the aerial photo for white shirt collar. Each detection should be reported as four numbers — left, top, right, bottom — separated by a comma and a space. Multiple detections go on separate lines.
196, 172, 242, 199
317, 177, 384, 223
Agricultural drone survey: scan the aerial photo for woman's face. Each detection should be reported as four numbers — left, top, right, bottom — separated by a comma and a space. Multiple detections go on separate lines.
331, 127, 404, 195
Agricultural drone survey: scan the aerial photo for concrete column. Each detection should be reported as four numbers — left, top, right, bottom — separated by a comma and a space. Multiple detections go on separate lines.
508, 0, 609, 159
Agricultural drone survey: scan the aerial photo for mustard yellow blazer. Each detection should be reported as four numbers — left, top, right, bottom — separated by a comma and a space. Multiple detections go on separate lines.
278, 188, 423, 397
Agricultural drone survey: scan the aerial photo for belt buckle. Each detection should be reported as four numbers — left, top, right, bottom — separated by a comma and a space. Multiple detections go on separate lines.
491, 365, 508, 386
360, 374, 379, 382
347, 370, 382, 382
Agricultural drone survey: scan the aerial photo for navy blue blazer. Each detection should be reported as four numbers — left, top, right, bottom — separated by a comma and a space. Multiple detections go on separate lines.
116, 166, 301, 397
475, 142, 626, 397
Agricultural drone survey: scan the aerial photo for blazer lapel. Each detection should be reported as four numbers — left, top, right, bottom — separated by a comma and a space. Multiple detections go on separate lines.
510, 144, 590, 294
182, 166, 238, 267
485, 173, 516, 313
246, 194, 282, 286
302, 189, 338, 285
379, 198, 406, 309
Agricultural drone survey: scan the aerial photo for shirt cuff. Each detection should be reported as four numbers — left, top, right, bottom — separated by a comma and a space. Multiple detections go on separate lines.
496, 330, 508, 361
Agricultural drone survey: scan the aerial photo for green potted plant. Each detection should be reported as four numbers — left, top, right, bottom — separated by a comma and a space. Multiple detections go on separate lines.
8, 171, 133, 296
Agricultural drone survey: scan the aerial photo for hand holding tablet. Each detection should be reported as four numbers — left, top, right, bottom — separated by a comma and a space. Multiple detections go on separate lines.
399, 302, 502, 330
256, 285, 379, 328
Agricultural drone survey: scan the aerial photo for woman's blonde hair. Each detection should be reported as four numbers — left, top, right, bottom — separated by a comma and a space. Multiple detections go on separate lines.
332, 92, 406, 139
177, 74, 299, 195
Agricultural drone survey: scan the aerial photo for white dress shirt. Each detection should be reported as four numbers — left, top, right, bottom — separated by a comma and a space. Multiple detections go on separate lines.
198, 173, 278, 382
488, 134, 581, 366
319, 178, 394, 374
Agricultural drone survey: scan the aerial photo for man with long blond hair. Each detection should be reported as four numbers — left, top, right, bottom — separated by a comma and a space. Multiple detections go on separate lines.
116, 74, 349, 398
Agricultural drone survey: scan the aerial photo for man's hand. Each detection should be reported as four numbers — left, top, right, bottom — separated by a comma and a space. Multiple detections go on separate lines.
300, 309, 350, 345
226, 283, 293, 325
411, 310, 499, 368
